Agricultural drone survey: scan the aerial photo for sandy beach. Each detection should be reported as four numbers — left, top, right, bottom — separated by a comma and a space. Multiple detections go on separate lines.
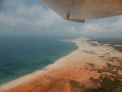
0, 38, 122, 92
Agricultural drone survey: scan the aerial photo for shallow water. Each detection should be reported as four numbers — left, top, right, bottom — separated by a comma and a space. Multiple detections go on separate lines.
92, 39, 122, 52
0, 36, 77, 85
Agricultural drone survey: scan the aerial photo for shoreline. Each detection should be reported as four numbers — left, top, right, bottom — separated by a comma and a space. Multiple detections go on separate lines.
0, 38, 122, 92
0, 38, 80, 91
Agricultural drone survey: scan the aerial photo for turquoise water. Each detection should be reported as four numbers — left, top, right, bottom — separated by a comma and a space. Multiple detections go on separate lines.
0, 36, 77, 85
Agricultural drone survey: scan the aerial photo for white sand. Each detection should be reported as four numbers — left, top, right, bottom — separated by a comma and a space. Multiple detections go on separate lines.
0, 38, 122, 92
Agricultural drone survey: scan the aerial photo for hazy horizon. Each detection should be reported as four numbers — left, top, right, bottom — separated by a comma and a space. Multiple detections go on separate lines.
0, 0, 122, 39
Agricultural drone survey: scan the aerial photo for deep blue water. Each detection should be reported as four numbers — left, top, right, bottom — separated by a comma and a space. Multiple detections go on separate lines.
0, 36, 77, 85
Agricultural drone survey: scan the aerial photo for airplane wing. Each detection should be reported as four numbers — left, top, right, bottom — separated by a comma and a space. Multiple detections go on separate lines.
43, 0, 122, 23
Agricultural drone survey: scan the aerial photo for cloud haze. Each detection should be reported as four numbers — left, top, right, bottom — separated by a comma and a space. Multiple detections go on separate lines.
0, 0, 122, 38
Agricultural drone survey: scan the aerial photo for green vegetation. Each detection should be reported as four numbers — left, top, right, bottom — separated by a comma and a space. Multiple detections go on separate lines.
85, 75, 122, 92
113, 46, 122, 52
69, 74, 122, 92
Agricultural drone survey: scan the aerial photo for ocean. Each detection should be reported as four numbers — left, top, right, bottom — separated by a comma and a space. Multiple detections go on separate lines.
92, 39, 122, 52
0, 36, 77, 85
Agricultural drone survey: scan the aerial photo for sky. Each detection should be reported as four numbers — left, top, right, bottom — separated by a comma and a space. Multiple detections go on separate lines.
0, 0, 122, 39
